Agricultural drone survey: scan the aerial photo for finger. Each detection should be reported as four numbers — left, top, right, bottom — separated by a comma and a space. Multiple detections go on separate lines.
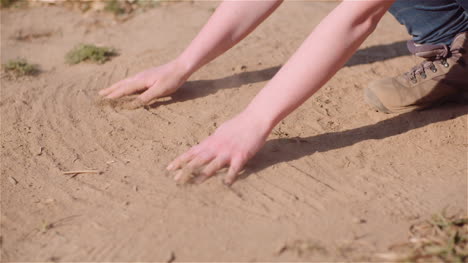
106, 79, 146, 99
99, 76, 134, 96
187, 153, 215, 170
173, 167, 196, 185
125, 99, 146, 110
193, 172, 211, 184
136, 83, 167, 104
166, 147, 200, 171
99, 80, 123, 96
198, 156, 229, 181
174, 153, 215, 182
224, 157, 245, 186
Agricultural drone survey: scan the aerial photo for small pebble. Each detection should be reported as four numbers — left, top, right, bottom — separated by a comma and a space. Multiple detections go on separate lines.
166, 251, 176, 263
8, 176, 18, 185
44, 198, 55, 204
48, 256, 60, 262
353, 218, 367, 224
37, 146, 43, 156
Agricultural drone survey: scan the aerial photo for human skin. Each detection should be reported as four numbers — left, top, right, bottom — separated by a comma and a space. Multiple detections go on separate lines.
99, 0, 395, 185
99, 1, 282, 102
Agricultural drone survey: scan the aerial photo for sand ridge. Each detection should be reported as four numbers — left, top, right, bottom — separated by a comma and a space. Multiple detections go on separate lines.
1, 2, 467, 261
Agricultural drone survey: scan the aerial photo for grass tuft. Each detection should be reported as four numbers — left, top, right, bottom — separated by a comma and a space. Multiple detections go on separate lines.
65, 44, 117, 65
0, 0, 26, 8
104, 0, 163, 15
104, 0, 126, 15
0, 0, 17, 8
3, 58, 39, 77
385, 213, 468, 263
135, 0, 162, 9
277, 239, 328, 257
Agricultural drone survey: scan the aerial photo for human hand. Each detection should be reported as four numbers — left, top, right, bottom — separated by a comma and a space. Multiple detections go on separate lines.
99, 60, 190, 105
166, 112, 272, 185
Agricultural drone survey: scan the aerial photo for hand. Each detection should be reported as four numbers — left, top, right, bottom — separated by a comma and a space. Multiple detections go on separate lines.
166, 112, 272, 185
99, 60, 190, 105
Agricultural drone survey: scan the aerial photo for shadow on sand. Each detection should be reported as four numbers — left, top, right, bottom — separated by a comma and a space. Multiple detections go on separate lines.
148, 41, 410, 108
144, 40, 467, 178
346, 40, 410, 67
244, 103, 467, 177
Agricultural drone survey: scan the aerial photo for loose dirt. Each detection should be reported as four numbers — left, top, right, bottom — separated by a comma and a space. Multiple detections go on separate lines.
1, 2, 466, 261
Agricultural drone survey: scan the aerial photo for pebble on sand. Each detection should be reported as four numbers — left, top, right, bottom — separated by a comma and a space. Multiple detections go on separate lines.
8, 176, 18, 185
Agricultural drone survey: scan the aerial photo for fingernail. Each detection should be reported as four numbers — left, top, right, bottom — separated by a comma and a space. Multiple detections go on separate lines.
166, 163, 174, 170
223, 179, 233, 187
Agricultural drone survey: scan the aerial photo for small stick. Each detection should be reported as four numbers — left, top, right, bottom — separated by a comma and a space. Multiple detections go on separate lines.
62, 170, 101, 175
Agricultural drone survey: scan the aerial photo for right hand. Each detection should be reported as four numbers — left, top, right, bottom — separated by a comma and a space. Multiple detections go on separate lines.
167, 111, 272, 185
99, 60, 190, 105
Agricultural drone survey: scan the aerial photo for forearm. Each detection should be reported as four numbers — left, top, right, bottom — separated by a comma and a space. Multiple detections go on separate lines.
176, 0, 283, 75
242, 0, 394, 131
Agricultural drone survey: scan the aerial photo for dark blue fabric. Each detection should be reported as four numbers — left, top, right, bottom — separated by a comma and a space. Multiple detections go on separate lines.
389, 0, 468, 45
456, 0, 468, 11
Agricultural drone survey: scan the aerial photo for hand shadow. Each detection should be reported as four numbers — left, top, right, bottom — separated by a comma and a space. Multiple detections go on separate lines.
145, 41, 410, 108
242, 102, 467, 179
144, 40, 466, 181
147, 66, 281, 108
240, 54, 468, 179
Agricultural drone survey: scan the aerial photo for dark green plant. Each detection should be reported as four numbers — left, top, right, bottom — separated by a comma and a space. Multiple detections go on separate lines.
3, 58, 39, 77
104, 0, 126, 15
65, 44, 117, 65
0, 0, 17, 8
384, 213, 468, 263
0, 0, 26, 8
135, 0, 162, 9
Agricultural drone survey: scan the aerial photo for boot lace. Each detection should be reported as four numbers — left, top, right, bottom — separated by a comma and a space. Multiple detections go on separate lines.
404, 43, 466, 83
405, 44, 452, 83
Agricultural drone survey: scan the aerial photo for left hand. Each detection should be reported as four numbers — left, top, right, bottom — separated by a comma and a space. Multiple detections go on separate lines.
166, 112, 271, 185
98, 60, 190, 105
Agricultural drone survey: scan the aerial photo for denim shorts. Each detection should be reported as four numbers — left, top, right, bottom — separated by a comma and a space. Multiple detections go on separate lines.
389, 0, 468, 45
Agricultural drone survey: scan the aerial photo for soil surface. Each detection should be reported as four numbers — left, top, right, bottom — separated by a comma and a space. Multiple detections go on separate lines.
1, 2, 467, 262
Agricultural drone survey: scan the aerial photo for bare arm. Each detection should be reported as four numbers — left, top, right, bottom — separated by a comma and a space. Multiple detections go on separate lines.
168, 0, 396, 184
99, 0, 283, 103
244, 0, 394, 130
178, 0, 283, 74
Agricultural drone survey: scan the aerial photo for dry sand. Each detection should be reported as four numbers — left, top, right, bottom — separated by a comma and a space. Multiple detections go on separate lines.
1, 1, 467, 261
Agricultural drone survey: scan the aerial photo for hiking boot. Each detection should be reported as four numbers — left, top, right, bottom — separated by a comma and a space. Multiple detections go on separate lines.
364, 31, 468, 113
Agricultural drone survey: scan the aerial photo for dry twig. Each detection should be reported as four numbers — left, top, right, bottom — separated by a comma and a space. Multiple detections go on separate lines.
63, 170, 101, 175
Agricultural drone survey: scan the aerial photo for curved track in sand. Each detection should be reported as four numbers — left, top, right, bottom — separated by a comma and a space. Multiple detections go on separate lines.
1, 2, 467, 261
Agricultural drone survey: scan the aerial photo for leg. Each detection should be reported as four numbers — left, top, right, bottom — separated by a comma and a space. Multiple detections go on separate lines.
455, 0, 468, 13
364, 0, 468, 113
389, 0, 468, 45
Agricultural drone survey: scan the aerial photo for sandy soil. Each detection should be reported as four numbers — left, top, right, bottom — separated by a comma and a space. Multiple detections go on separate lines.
1, 2, 467, 262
